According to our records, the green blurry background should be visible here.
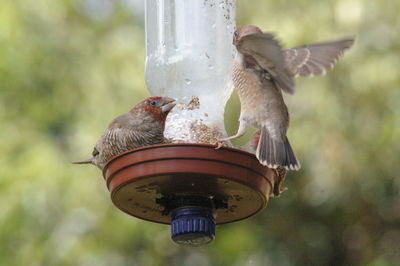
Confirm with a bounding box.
[1,0,399,265]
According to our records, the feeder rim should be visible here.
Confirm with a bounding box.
[102,143,257,176]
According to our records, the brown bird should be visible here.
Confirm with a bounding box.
[240,130,288,197]
[217,25,354,170]
[73,96,175,169]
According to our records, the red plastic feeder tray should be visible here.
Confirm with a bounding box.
[103,143,276,245]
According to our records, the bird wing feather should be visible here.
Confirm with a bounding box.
[237,33,296,94]
[283,39,354,78]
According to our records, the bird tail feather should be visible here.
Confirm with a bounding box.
[256,127,300,170]
[72,158,93,165]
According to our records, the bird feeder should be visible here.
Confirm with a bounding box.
[145,0,236,143]
[103,0,277,246]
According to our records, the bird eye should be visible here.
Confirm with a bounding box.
[92,148,99,157]
[149,100,157,106]
[234,31,238,38]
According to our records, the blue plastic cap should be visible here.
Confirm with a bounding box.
[171,207,215,246]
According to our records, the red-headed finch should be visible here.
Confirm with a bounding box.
[218,25,354,170]
[73,96,175,169]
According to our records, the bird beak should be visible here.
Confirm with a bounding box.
[72,158,93,165]
[161,97,176,113]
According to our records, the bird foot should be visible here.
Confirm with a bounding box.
[214,140,227,150]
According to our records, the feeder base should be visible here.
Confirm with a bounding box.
[171,207,215,246]
[103,144,275,224]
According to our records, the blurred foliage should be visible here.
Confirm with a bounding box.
[1,0,399,265]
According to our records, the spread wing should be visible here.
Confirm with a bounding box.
[237,33,295,94]
[284,39,354,78]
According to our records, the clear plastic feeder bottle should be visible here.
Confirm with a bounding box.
[145,0,236,143]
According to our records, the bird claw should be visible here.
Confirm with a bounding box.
[215,140,226,150]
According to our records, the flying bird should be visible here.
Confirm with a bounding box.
[217,25,354,170]
[73,96,175,169]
